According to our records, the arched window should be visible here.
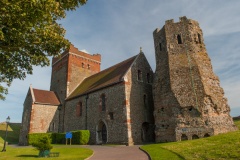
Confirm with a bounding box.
[138,70,142,81]
[52,123,55,131]
[82,63,84,68]
[87,64,90,69]
[76,102,82,116]
[198,33,201,44]
[101,94,106,111]
[177,34,182,44]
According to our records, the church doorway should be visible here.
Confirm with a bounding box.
[141,122,149,142]
[96,121,108,144]
[141,122,155,143]
[102,124,107,143]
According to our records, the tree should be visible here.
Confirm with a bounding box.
[0,0,87,100]
[32,136,53,157]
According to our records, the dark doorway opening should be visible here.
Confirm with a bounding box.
[141,122,155,143]
[102,124,107,143]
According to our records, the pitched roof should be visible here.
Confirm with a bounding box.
[67,54,138,100]
[32,88,60,105]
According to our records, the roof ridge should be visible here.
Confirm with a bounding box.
[66,54,138,100]
[87,54,138,78]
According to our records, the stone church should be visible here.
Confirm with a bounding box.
[19,17,237,145]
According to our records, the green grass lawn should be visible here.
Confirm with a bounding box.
[1,120,240,159]
[0,123,93,159]
[141,119,240,160]
[0,145,93,160]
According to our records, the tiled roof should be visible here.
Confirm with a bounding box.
[32,88,60,105]
[67,54,138,100]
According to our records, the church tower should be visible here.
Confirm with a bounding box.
[153,16,237,142]
[50,45,101,132]
[50,44,101,103]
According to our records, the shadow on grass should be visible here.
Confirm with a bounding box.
[0,123,21,144]
[16,155,38,158]
[161,147,185,160]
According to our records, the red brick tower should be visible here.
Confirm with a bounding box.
[50,45,101,132]
[50,44,101,103]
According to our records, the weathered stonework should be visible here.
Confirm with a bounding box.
[50,45,101,132]
[19,87,60,145]
[63,53,154,145]
[153,16,237,142]
[21,16,236,146]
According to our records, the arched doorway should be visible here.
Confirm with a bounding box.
[181,134,188,141]
[141,122,149,142]
[141,122,155,143]
[96,121,108,144]
[192,134,199,140]
[204,133,210,138]
[102,124,107,143]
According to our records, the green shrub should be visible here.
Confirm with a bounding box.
[55,133,65,144]
[28,133,52,145]
[28,130,90,145]
[32,136,53,151]
[71,130,90,145]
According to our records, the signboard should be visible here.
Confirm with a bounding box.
[65,132,72,139]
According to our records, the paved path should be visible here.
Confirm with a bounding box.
[83,145,150,160]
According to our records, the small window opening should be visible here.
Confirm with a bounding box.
[109,112,114,120]
[159,43,162,51]
[143,95,147,107]
[138,70,142,81]
[198,33,201,44]
[52,123,55,131]
[76,102,82,117]
[101,94,106,111]
[189,107,193,111]
[82,63,84,68]
[147,73,150,83]
[177,34,182,44]
[87,64,90,69]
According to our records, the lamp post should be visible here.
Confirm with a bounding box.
[1,116,10,152]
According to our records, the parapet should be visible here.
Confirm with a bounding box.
[164,16,199,26]
[69,44,101,62]
[52,44,101,66]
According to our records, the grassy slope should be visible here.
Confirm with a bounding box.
[0,123,21,146]
[141,119,240,160]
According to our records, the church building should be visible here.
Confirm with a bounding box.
[19,17,237,145]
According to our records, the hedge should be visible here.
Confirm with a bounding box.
[28,130,90,145]
[71,130,90,145]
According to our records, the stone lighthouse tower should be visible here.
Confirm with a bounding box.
[153,16,237,142]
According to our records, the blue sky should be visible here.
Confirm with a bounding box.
[1,0,240,123]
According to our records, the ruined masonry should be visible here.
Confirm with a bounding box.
[153,16,237,142]
[19,16,237,145]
